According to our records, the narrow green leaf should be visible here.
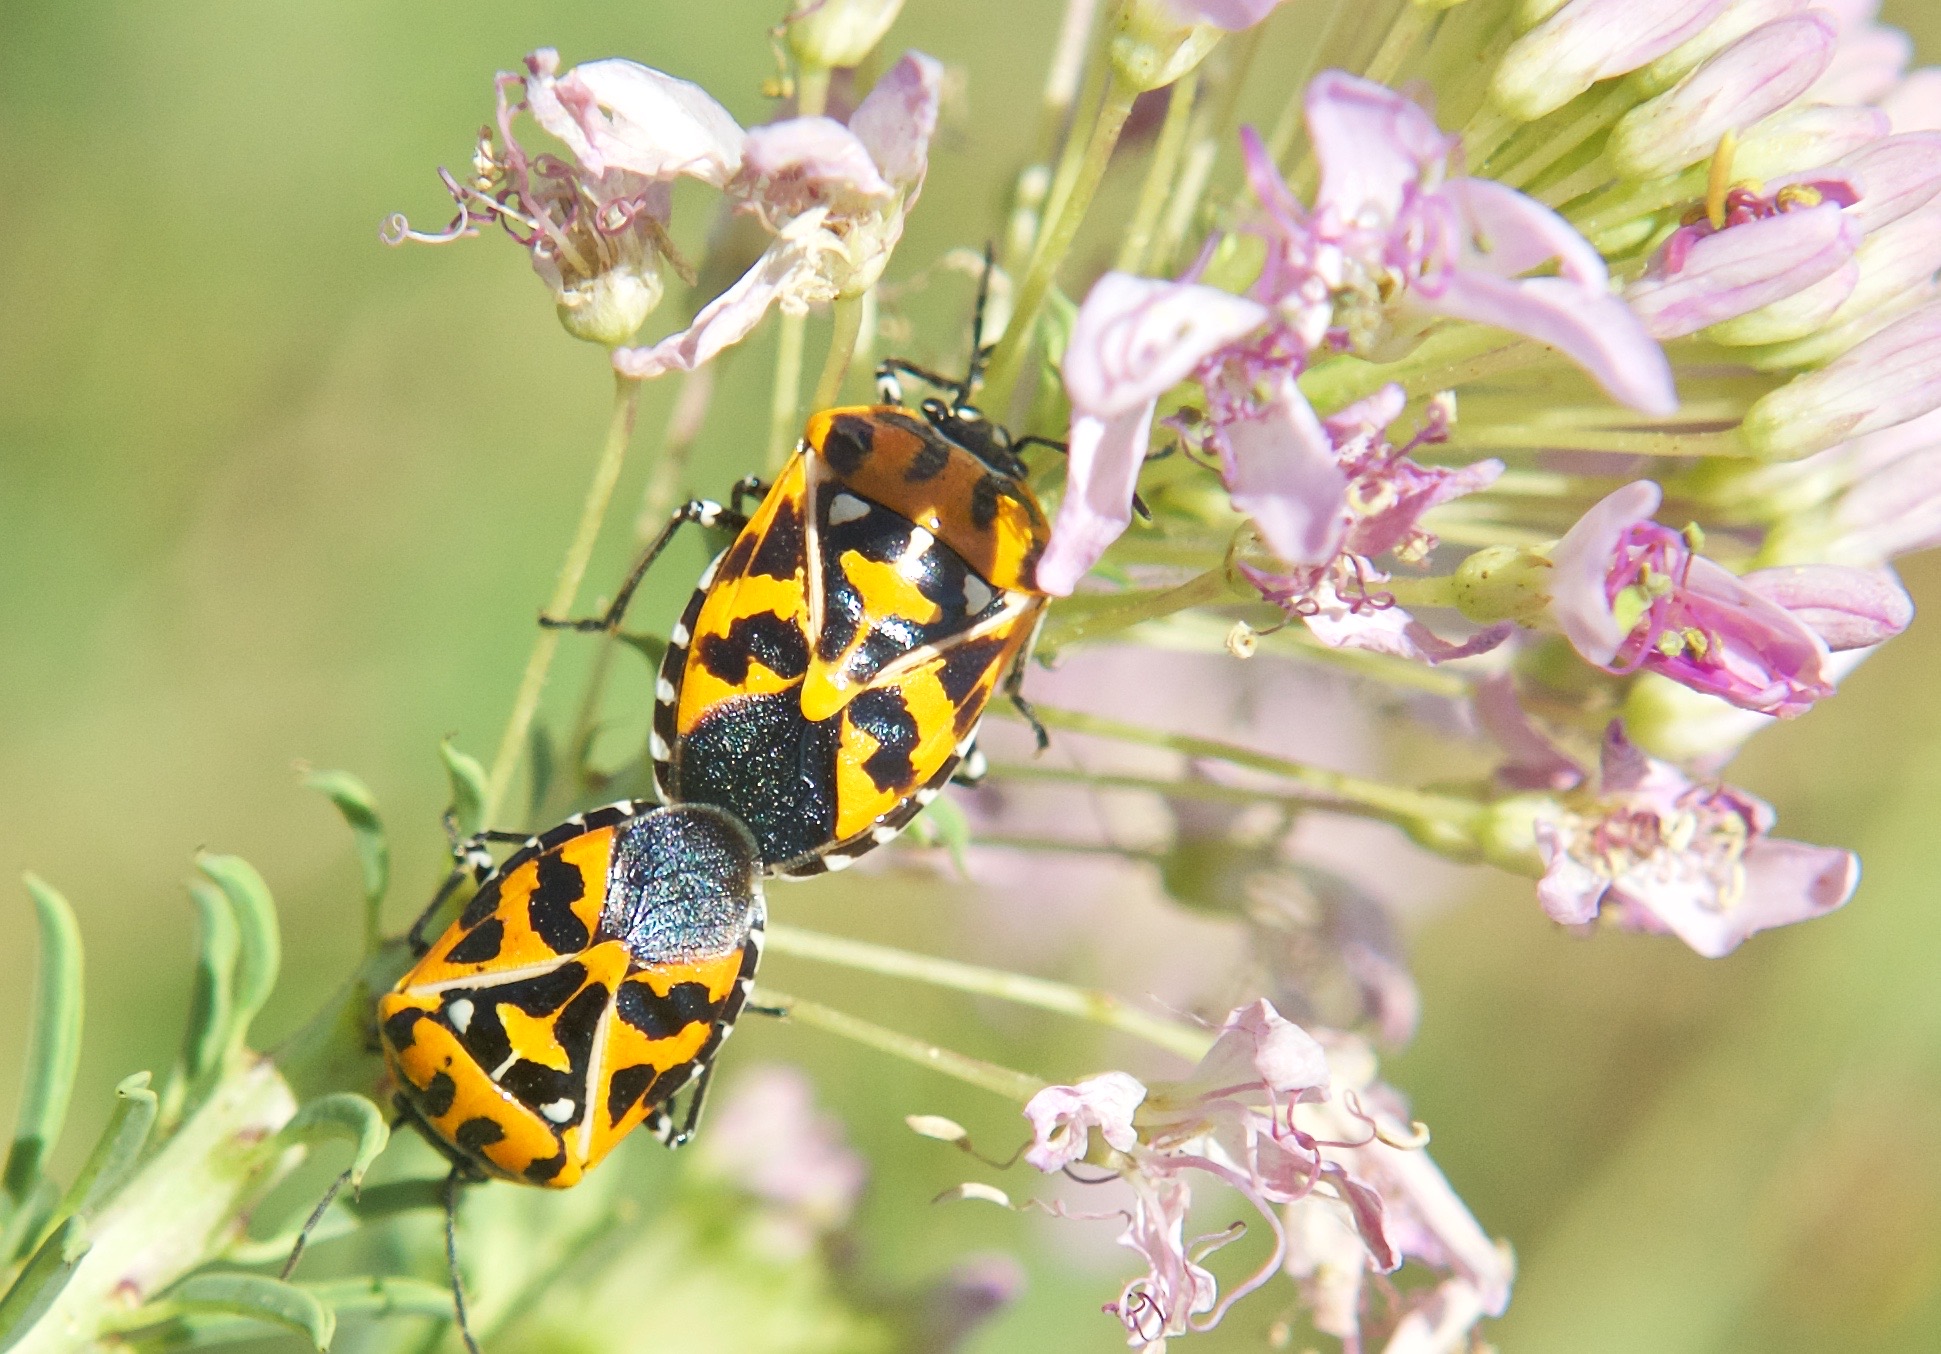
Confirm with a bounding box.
[303,771,389,953]
[59,1071,158,1223]
[3,876,84,1220]
[614,630,669,671]
[165,882,240,1120]
[0,1216,90,1353]
[526,723,557,824]
[166,1274,334,1351]
[277,1095,389,1190]
[440,739,488,840]
[193,856,280,1051]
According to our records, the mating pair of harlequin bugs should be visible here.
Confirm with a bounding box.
[366,308,1056,1346]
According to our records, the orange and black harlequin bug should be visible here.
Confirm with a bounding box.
[381,801,764,1187]
[548,282,1060,876]
[365,801,764,1351]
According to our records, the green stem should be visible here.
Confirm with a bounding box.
[1381,574,1461,607]
[554,371,712,815]
[484,373,643,826]
[795,64,831,119]
[1003,702,1489,842]
[1299,328,1527,412]
[767,309,809,472]
[812,292,867,410]
[983,71,1140,413]
[764,924,1213,1062]
[1115,69,1200,275]
[1038,565,1240,654]
[754,986,1047,1103]
[1492,87,1628,191]
[1361,0,1433,87]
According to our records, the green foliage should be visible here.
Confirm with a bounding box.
[162,1274,335,1351]
[193,855,282,1058]
[0,1219,88,1354]
[441,739,491,840]
[2,878,84,1237]
[305,771,391,954]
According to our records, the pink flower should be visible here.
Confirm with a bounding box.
[612,51,942,379]
[1545,481,1873,716]
[1493,0,1733,121]
[1038,72,1672,597]
[1742,300,1941,457]
[1039,274,1274,596]
[1534,723,1858,957]
[1161,0,1289,29]
[1016,1003,1504,1349]
[1267,76,1674,415]
[383,48,746,346]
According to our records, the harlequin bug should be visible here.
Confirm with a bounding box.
[547,279,1057,877]
[379,800,765,1188]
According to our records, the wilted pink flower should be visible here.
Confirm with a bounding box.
[612,51,942,379]
[1023,1071,1146,1173]
[1017,1002,1501,1348]
[1543,480,1892,716]
[1534,723,1858,957]
[384,48,746,345]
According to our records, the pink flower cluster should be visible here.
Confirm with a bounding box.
[1020,1001,1509,1351]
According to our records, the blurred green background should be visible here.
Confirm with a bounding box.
[4,2,1940,1350]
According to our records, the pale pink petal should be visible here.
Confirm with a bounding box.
[1304,598,1513,664]
[1023,1072,1147,1173]
[1216,378,1349,566]
[1474,674,1584,793]
[1626,203,1862,339]
[1825,132,1941,233]
[1809,21,1912,105]
[846,51,944,189]
[1741,563,1914,649]
[1383,1280,1495,1354]
[1547,481,1664,666]
[612,234,818,379]
[1493,0,1733,121]
[1062,273,1269,420]
[1426,274,1676,414]
[1743,301,1941,456]
[526,49,745,187]
[1189,1000,1330,1100]
[1037,407,1154,596]
[1534,819,1610,927]
[1647,837,1857,957]
[1306,71,1452,226]
[1440,177,1607,286]
[740,117,893,203]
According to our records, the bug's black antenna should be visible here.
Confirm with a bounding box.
[278,1167,354,1280]
[961,242,997,405]
[444,1168,483,1354]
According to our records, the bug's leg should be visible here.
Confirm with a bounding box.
[876,357,963,402]
[663,1062,719,1149]
[539,498,747,634]
[1004,659,1050,754]
[1014,434,1152,519]
[278,1166,356,1280]
[443,1168,483,1354]
[744,999,790,1019]
[406,845,490,956]
[729,475,771,517]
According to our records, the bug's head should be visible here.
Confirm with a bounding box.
[919,396,1030,480]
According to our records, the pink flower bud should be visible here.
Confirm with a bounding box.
[1743,303,1941,457]
[1608,15,1838,181]
[1741,564,1914,650]
[1493,0,1732,122]
[1636,0,1816,96]
[1823,132,1941,233]
[1735,105,1891,181]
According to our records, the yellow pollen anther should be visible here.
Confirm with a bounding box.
[1773,183,1823,211]
[1682,522,1705,552]
[1705,130,1739,230]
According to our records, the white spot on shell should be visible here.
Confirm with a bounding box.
[823,853,856,871]
[540,1098,576,1124]
[829,492,870,525]
[915,786,939,805]
[670,621,690,646]
[656,675,676,702]
[447,998,474,1033]
[962,574,995,615]
[649,730,671,761]
[872,826,899,844]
